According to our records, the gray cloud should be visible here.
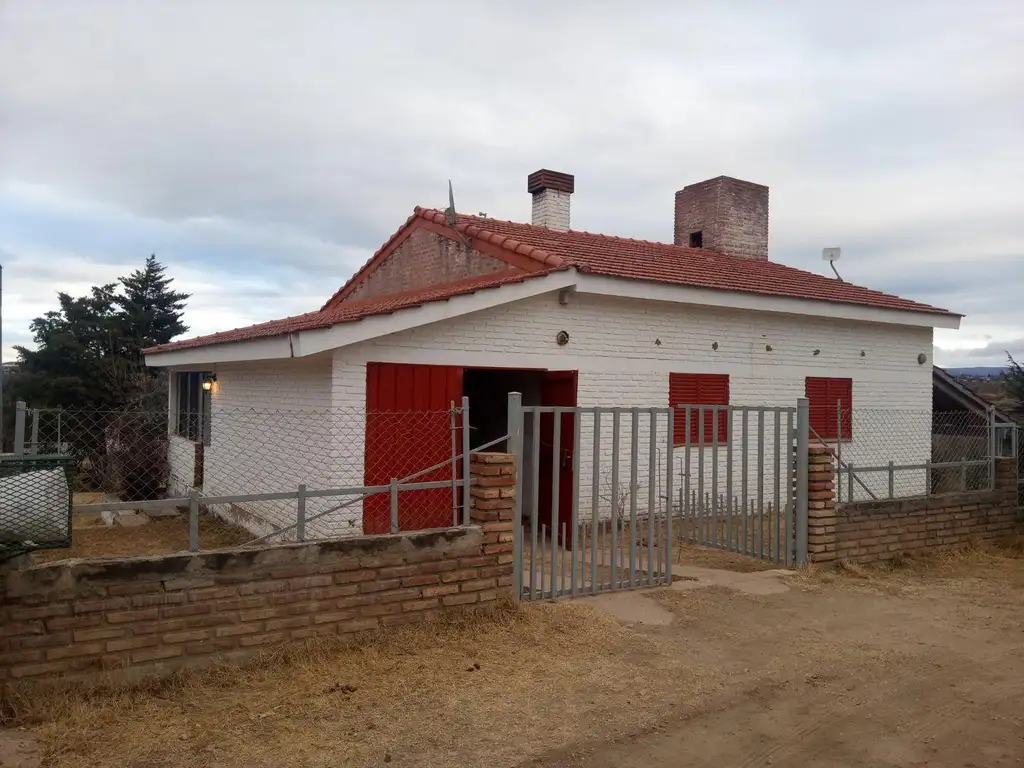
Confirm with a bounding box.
[951,339,1024,363]
[0,0,1021,365]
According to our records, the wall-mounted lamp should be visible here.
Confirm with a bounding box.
[201,373,217,392]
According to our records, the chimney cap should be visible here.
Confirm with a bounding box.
[676,175,768,194]
[528,169,574,195]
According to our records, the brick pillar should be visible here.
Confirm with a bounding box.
[807,446,838,564]
[469,453,516,595]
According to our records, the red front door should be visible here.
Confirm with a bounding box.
[538,370,578,548]
[363,362,463,534]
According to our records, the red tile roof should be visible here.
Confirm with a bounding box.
[144,269,553,354]
[320,209,563,309]
[413,208,954,316]
[146,205,955,355]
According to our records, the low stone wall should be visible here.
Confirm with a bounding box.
[0,453,516,686]
[807,448,1018,565]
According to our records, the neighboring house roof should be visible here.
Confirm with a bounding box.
[933,366,1015,424]
[144,269,552,354]
[145,206,957,356]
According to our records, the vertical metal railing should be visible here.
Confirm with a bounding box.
[511,404,677,601]
[668,404,799,564]
[794,398,810,565]
[461,396,471,526]
[507,392,524,601]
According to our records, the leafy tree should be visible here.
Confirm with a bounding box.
[11,255,189,409]
[115,254,189,361]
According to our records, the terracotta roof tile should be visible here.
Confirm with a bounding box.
[146,205,955,356]
[144,269,554,354]
[427,210,954,317]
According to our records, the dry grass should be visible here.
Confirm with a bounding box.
[793,534,1024,594]
[32,513,251,563]
[672,541,782,572]
[1,599,713,768]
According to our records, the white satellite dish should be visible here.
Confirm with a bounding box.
[821,247,844,281]
[821,247,841,262]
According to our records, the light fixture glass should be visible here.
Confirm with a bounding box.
[201,373,217,392]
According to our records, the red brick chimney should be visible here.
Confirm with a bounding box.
[674,176,769,260]
[528,169,574,231]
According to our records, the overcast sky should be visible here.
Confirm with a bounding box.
[1,1,1021,367]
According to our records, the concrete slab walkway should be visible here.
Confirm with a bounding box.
[579,563,794,626]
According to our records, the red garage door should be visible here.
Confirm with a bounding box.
[363,362,464,534]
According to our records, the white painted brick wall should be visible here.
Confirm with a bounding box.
[531,190,571,231]
[200,355,355,537]
[167,434,197,497]
[332,292,933,531]
[189,291,933,538]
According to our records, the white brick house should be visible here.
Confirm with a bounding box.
[144,171,960,538]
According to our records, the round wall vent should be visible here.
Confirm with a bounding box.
[556,330,570,346]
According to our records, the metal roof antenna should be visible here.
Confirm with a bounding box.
[822,247,844,282]
[445,180,473,248]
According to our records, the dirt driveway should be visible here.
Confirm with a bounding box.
[5,544,1024,767]
[529,550,1024,767]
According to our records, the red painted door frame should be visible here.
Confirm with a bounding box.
[537,370,578,549]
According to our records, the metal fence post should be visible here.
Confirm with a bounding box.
[506,391,523,600]
[987,405,996,491]
[450,401,458,526]
[29,408,39,455]
[390,477,399,534]
[835,401,843,503]
[188,489,200,552]
[665,406,674,583]
[794,398,809,565]
[887,461,894,499]
[462,395,471,526]
[296,484,306,542]
[13,401,25,457]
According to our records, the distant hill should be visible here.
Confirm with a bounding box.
[943,366,1007,378]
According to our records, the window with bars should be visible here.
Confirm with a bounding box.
[805,376,852,440]
[669,372,730,445]
[175,372,212,445]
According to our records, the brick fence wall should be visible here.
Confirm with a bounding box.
[807,447,1019,565]
[0,453,516,686]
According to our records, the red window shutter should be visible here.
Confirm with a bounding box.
[805,377,852,440]
[670,373,698,443]
[700,374,730,443]
[805,377,830,438]
[670,373,729,445]
[832,378,853,440]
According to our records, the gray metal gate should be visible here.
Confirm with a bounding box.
[506,394,810,601]
[674,404,801,564]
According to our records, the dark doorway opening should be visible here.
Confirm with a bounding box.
[463,367,579,548]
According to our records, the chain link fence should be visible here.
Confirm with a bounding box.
[807,406,1006,502]
[15,401,471,545]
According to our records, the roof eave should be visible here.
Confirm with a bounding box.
[145,268,579,367]
[574,273,962,329]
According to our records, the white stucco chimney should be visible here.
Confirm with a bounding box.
[528,169,574,231]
